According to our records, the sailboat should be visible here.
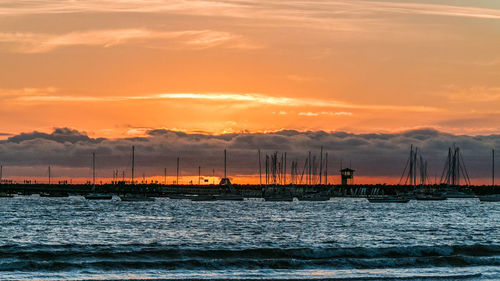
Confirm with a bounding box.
[85,152,112,200]
[367,189,410,203]
[216,180,244,201]
[367,195,410,203]
[40,191,69,197]
[120,193,155,202]
[415,189,447,201]
[262,185,294,202]
[214,150,244,201]
[190,194,217,201]
[443,188,475,198]
[40,166,69,197]
[119,146,155,202]
[297,188,330,201]
[0,191,13,198]
[478,194,500,202]
[0,166,12,197]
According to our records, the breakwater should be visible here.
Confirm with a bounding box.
[0,183,497,197]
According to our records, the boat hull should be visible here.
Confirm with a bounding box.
[263,197,294,202]
[215,194,244,201]
[415,197,447,201]
[479,195,500,202]
[367,197,410,203]
[120,196,155,202]
[190,195,216,201]
[298,194,330,201]
[168,194,192,200]
[40,193,69,198]
[85,194,112,200]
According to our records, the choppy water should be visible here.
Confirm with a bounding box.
[0,196,498,280]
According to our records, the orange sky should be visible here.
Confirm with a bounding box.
[0,0,500,139]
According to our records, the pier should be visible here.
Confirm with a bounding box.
[0,182,498,199]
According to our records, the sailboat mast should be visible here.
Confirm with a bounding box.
[131,146,135,185]
[258,149,262,185]
[493,149,495,186]
[92,152,96,189]
[284,152,287,185]
[319,147,323,185]
[224,149,227,178]
[176,157,179,185]
[48,166,51,185]
[325,152,328,185]
[308,151,311,185]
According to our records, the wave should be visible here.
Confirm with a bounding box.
[0,244,498,271]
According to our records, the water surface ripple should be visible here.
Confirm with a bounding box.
[0,196,498,280]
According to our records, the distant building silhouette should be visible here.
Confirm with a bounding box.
[340,168,355,185]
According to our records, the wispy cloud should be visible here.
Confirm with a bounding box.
[1,1,499,20]
[442,86,500,103]
[0,87,58,98]
[299,112,352,117]
[0,1,240,16]
[0,29,258,53]
[364,1,500,19]
[4,88,438,113]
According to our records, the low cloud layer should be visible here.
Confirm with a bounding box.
[0,128,499,184]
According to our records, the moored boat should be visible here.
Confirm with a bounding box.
[215,193,244,201]
[478,194,500,202]
[367,195,410,203]
[298,190,330,201]
[190,194,217,201]
[262,186,294,202]
[168,194,192,200]
[415,192,447,201]
[119,193,155,202]
[264,196,294,202]
[85,193,113,200]
[443,189,475,198]
[40,191,69,198]
[0,192,13,198]
[216,175,244,201]
[85,152,112,200]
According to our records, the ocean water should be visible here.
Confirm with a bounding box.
[0,196,498,280]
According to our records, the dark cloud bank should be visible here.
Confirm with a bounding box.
[0,128,499,182]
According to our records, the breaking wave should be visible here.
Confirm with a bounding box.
[0,244,498,272]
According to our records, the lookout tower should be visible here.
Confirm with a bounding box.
[340,168,355,185]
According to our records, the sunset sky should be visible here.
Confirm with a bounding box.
[0,1,499,183]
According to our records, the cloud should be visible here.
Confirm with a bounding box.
[1,1,499,20]
[0,87,58,98]
[0,1,497,46]
[443,86,500,103]
[6,128,103,144]
[299,112,353,117]
[364,1,500,19]
[5,89,438,113]
[0,29,257,53]
[0,127,499,183]
[0,1,240,16]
